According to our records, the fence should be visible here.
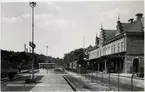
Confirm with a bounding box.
[69,69,143,91]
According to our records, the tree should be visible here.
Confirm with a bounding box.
[63,48,85,69]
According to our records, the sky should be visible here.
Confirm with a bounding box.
[1,1,144,58]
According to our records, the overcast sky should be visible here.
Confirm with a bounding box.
[1,1,144,58]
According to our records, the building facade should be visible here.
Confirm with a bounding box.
[86,13,144,74]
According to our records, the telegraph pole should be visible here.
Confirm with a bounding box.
[46,46,48,73]
[29,2,36,80]
[46,46,48,56]
[83,36,85,59]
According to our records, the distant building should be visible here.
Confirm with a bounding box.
[84,45,93,59]
[86,13,144,74]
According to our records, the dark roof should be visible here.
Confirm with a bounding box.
[87,45,98,52]
[103,29,116,40]
[118,17,144,33]
[104,17,144,40]
[125,18,144,32]
[85,45,93,52]
[121,23,132,31]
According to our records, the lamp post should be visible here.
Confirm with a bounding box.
[29,2,36,80]
[79,64,81,76]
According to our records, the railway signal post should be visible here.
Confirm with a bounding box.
[25,2,36,83]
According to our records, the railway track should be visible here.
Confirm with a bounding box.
[63,75,79,91]
[62,74,96,91]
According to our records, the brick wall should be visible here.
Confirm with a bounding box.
[126,35,144,55]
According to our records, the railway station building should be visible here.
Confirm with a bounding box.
[85,13,144,74]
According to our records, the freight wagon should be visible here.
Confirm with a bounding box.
[1,61,19,79]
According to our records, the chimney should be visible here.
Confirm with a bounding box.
[128,18,134,23]
[136,13,143,20]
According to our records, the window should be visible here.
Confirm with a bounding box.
[103,48,105,56]
[97,50,99,57]
[104,47,107,55]
[100,49,101,56]
[98,50,100,57]
[95,51,97,57]
[111,46,113,54]
[121,42,124,52]
[108,47,110,54]
[114,44,116,53]
[102,49,103,56]
[103,48,105,55]
[118,43,120,52]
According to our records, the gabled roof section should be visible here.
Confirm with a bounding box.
[85,45,93,52]
[103,29,116,40]
[101,17,144,42]
[122,23,132,31]
[88,45,98,52]
[126,17,144,32]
